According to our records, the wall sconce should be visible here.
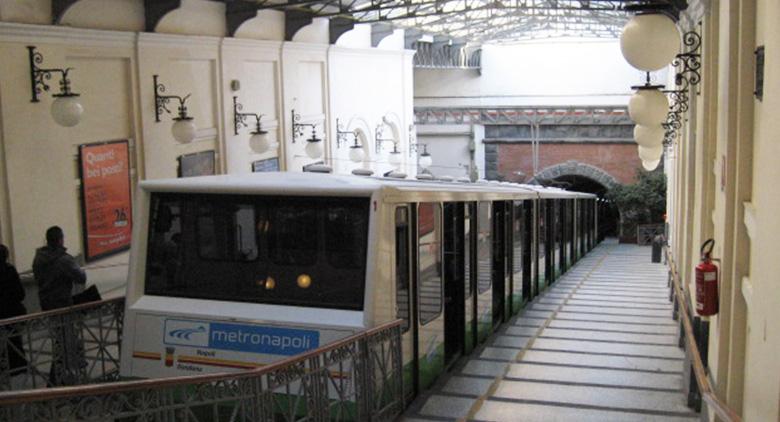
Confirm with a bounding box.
[154,75,196,144]
[28,46,82,127]
[662,29,702,147]
[336,118,364,163]
[291,109,323,159]
[410,143,433,169]
[233,96,276,154]
[375,123,401,166]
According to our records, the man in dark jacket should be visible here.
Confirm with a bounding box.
[32,226,87,386]
[33,226,86,311]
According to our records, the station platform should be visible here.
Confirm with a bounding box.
[402,240,698,421]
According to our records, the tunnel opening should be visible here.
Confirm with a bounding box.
[549,174,620,240]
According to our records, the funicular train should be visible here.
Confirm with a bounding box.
[119,171,597,402]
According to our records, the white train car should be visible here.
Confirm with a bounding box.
[119,172,597,400]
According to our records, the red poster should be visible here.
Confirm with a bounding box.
[79,141,132,261]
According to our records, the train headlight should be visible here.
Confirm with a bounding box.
[264,276,276,290]
[297,274,312,289]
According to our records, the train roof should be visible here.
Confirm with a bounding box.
[139,172,596,199]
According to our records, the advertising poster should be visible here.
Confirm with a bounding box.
[251,157,279,173]
[178,150,216,178]
[78,140,132,261]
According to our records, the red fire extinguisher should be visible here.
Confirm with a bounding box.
[695,239,718,316]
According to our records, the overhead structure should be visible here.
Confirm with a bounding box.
[223,0,690,45]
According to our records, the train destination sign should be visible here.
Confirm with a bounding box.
[78,140,132,261]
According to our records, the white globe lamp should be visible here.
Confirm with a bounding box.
[51,95,83,127]
[628,88,669,126]
[419,152,433,169]
[620,13,681,71]
[171,117,197,144]
[642,159,661,171]
[633,124,665,148]
[249,131,273,154]
[305,140,323,159]
[638,144,664,162]
[388,149,402,166]
[349,144,365,163]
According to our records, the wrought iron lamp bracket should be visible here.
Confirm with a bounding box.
[28,46,79,103]
[291,109,318,143]
[661,29,702,147]
[375,124,396,152]
[408,142,429,157]
[154,75,192,122]
[335,118,359,148]
[233,96,266,135]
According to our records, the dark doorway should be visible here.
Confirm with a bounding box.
[551,174,619,239]
[491,201,506,327]
[443,203,465,367]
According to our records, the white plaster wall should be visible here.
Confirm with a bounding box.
[234,10,285,41]
[292,17,329,44]
[335,24,371,48]
[221,39,284,173]
[0,25,139,269]
[60,0,144,32]
[155,0,226,37]
[377,29,405,51]
[137,33,223,180]
[415,39,669,107]
[328,47,415,176]
[0,0,50,25]
[282,42,329,171]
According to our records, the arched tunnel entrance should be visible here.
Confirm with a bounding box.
[531,161,621,240]
[549,175,620,239]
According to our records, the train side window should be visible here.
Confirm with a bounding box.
[395,207,410,332]
[147,196,183,289]
[268,206,317,266]
[197,202,258,261]
[418,203,443,325]
[477,201,492,294]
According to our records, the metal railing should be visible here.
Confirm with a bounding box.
[0,297,125,391]
[0,319,404,421]
[666,248,741,422]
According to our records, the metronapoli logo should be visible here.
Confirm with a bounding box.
[164,319,210,347]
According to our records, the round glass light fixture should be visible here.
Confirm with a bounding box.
[633,124,665,148]
[388,149,402,166]
[305,140,323,159]
[628,88,669,126]
[51,95,83,127]
[418,152,433,169]
[620,13,681,71]
[349,144,365,163]
[638,144,664,162]
[171,117,197,144]
[642,158,661,171]
[249,131,275,154]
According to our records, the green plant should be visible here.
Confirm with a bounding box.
[606,169,666,237]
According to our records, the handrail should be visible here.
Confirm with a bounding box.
[666,248,742,422]
[0,297,125,327]
[0,318,403,406]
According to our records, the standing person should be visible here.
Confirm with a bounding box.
[0,244,28,377]
[32,226,87,386]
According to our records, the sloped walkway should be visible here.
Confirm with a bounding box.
[403,240,698,421]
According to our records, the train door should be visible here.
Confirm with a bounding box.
[443,203,465,367]
[511,201,525,313]
[394,206,415,402]
[476,201,493,343]
[464,203,477,354]
[415,202,445,391]
[523,200,534,302]
[491,201,507,327]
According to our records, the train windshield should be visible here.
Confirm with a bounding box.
[144,193,370,310]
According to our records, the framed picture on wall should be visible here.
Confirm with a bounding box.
[251,157,280,173]
[78,140,132,262]
[178,150,216,178]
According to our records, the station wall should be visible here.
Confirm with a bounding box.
[0,2,413,272]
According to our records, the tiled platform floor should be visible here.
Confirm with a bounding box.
[402,240,698,422]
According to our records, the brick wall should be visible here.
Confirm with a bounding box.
[491,142,642,185]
